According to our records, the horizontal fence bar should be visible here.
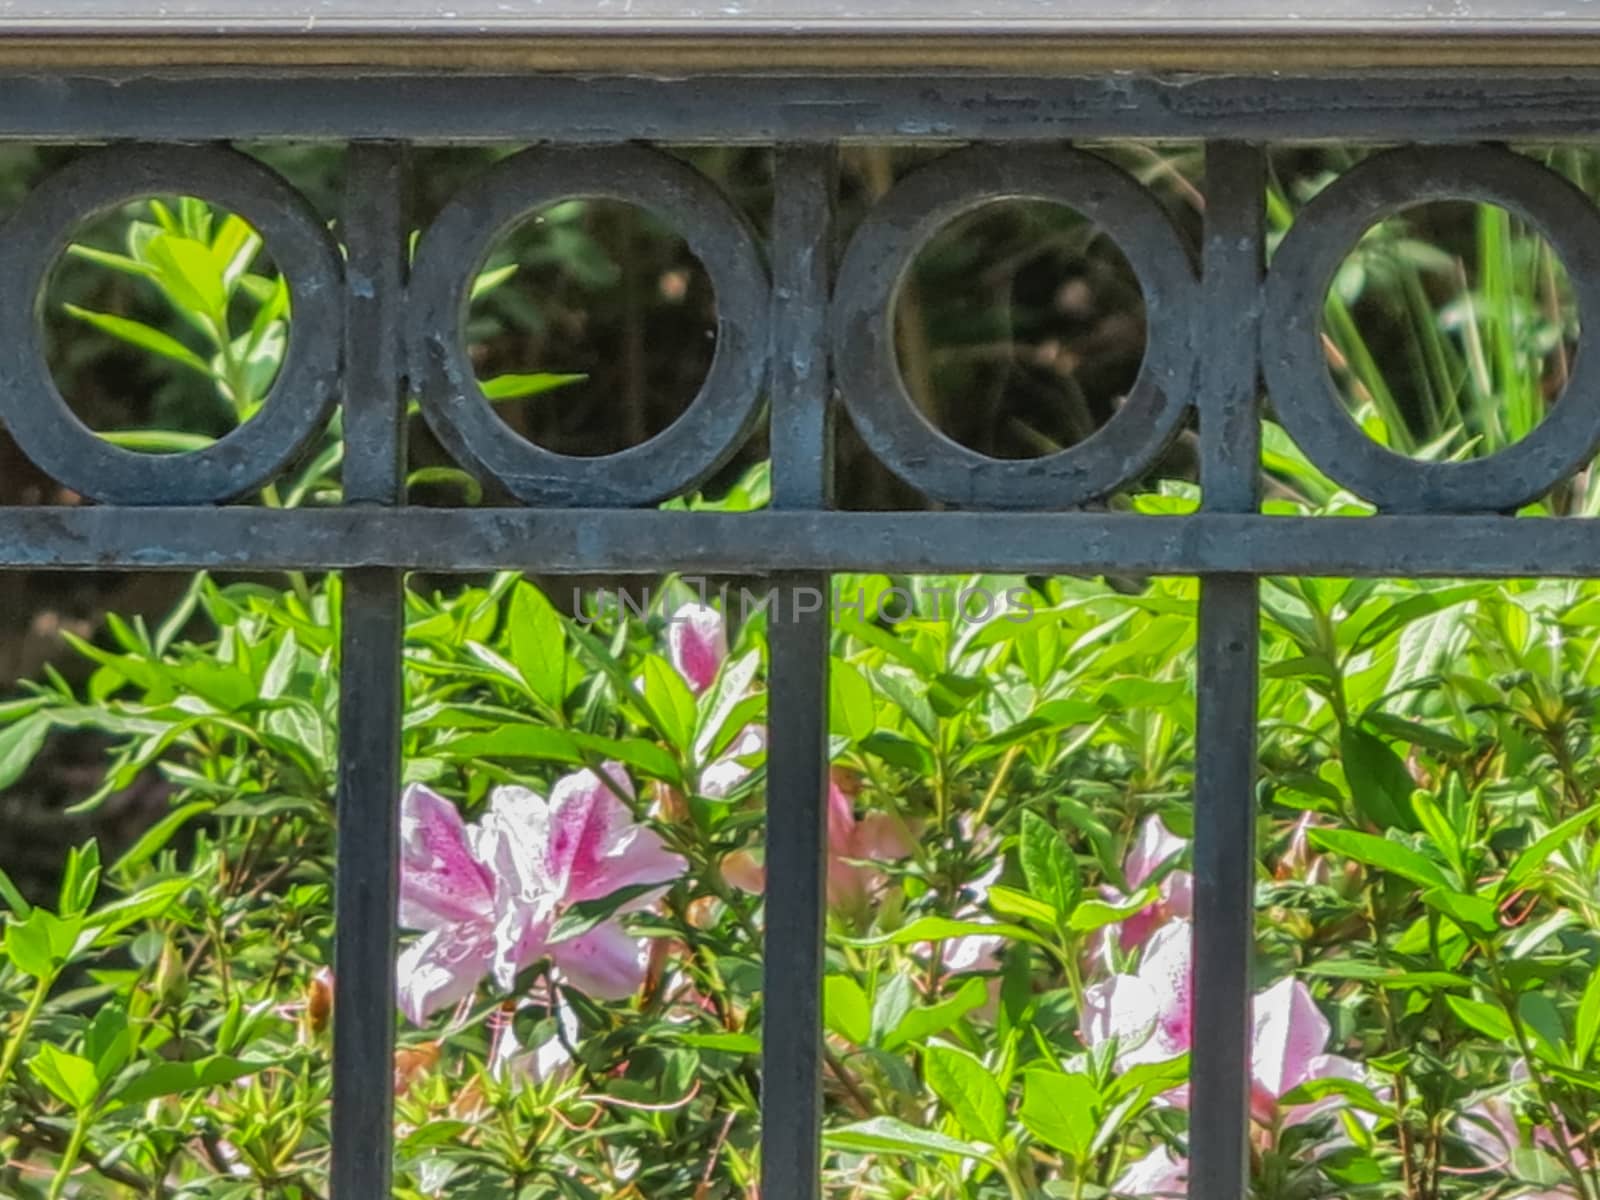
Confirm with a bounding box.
[6,507,1600,576]
[5,70,1600,142]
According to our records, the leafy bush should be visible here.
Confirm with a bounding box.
[5,157,1600,1199]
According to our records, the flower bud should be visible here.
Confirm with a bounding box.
[155,940,188,1008]
[306,967,333,1035]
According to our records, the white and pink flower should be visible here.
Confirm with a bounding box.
[1102,815,1193,958]
[1082,918,1370,1131]
[396,764,686,1023]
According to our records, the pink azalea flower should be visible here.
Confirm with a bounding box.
[662,602,767,800]
[1108,815,1194,954]
[1456,1067,1588,1198]
[1082,920,1193,1074]
[396,765,686,1024]
[1250,976,1367,1128]
[1081,919,1370,1129]
[1112,1146,1188,1198]
[667,603,727,695]
[720,774,914,913]
[827,777,915,912]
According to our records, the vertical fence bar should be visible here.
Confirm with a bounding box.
[761,143,836,1200]
[332,142,408,1200]
[1190,141,1265,1200]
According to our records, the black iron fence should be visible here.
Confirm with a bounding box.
[5,67,1600,1200]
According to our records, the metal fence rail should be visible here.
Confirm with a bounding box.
[0,72,1595,1199]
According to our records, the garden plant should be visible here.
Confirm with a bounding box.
[0,146,1598,1199]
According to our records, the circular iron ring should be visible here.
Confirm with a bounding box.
[831,144,1200,510]
[0,144,342,505]
[1262,145,1600,513]
[408,145,769,507]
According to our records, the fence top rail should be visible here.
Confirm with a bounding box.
[3,0,1600,69]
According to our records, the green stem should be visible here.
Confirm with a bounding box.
[0,974,51,1094]
[995,1153,1031,1200]
[46,1113,90,1200]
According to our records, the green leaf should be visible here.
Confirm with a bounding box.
[843,915,1047,951]
[1276,1075,1389,1117]
[1308,829,1449,890]
[829,659,877,743]
[114,802,214,876]
[99,428,218,453]
[639,654,699,750]
[5,907,82,978]
[1019,812,1079,924]
[1339,728,1421,831]
[986,884,1058,928]
[1067,888,1160,934]
[32,1044,100,1110]
[568,731,682,785]
[1501,807,1600,895]
[545,883,662,944]
[508,582,568,709]
[446,725,582,765]
[925,1043,1007,1145]
[144,232,228,319]
[1409,792,1463,874]
[405,465,483,504]
[66,242,161,282]
[1348,585,1480,656]
[1019,1070,1100,1162]
[85,1004,133,1082]
[823,975,872,1046]
[672,1030,760,1055]
[89,878,189,938]
[1302,961,1471,990]
[0,865,31,919]
[1576,968,1600,1066]
[0,712,49,790]
[112,1055,271,1108]
[1365,713,1470,756]
[883,977,989,1052]
[1423,887,1499,938]
[1446,995,1516,1042]
[62,305,213,376]
[824,1116,992,1162]
[481,372,585,401]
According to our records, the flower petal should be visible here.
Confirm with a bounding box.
[852,812,915,863]
[1082,973,1160,1054]
[721,849,766,894]
[1124,815,1185,888]
[1112,1147,1188,1198]
[477,783,553,903]
[491,899,555,993]
[551,922,651,1000]
[699,725,766,800]
[396,923,496,1024]
[1138,920,1194,1054]
[668,603,727,694]
[398,784,495,931]
[1277,1052,1369,1129]
[1251,976,1332,1102]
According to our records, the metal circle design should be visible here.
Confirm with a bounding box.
[0,144,342,505]
[831,145,1199,510]
[1263,145,1600,513]
[408,145,769,507]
